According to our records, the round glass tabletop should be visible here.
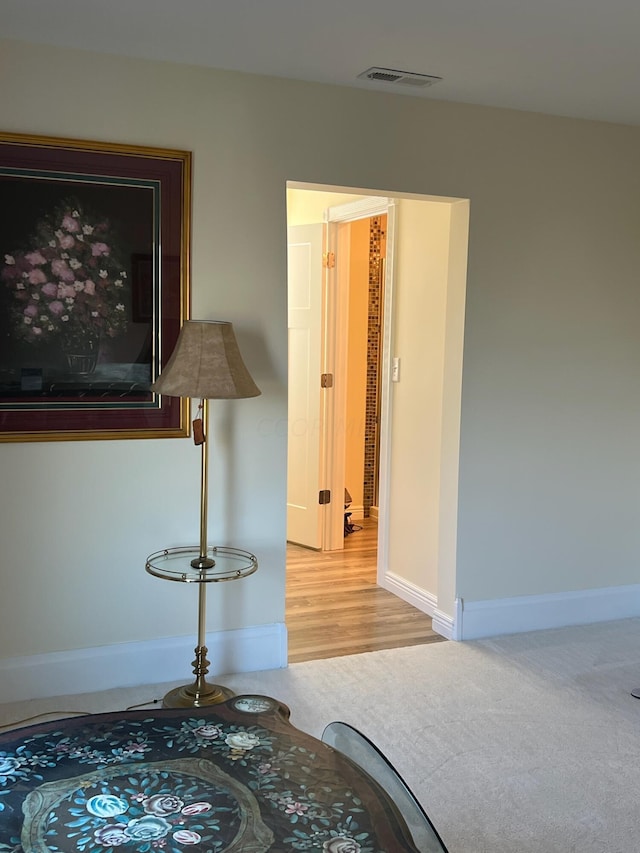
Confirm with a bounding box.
[145,546,258,583]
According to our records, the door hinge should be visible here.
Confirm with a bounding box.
[321,373,333,388]
[319,489,331,505]
[323,251,336,269]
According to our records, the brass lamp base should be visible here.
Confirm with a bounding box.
[163,681,235,708]
[162,643,235,708]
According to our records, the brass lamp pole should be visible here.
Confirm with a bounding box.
[146,321,261,708]
[196,398,212,569]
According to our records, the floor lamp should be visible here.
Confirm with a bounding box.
[146,320,261,708]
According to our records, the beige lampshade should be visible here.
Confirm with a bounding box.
[152,320,261,399]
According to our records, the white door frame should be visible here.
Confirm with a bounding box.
[323,197,396,573]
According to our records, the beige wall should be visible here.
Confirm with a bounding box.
[388,200,454,595]
[2,37,640,675]
[286,190,364,225]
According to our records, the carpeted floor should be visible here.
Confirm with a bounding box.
[3,617,640,852]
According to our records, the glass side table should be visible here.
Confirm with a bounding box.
[322,721,449,851]
[145,545,258,708]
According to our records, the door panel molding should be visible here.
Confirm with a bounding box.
[286,223,324,549]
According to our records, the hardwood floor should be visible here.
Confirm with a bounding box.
[286,518,446,663]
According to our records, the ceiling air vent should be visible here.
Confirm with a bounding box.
[357,67,442,88]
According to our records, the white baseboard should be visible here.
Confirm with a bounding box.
[369,506,379,521]
[383,573,458,640]
[382,572,437,616]
[379,576,640,643]
[346,505,365,520]
[0,623,288,705]
[432,608,456,640]
[459,584,640,640]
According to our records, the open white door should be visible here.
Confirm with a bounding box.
[287,223,325,548]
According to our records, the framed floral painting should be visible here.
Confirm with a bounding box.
[0,131,191,442]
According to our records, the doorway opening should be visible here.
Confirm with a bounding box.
[286,193,394,553]
[285,183,470,660]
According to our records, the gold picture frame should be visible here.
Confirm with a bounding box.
[0,131,191,442]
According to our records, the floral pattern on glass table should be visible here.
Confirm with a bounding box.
[21,759,271,853]
[0,705,420,853]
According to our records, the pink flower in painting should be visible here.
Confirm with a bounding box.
[1,265,19,282]
[28,268,47,285]
[24,304,38,317]
[194,725,222,740]
[91,242,110,257]
[58,233,75,250]
[25,251,46,265]
[2,197,129,346]
[284,801,309,816]
[51,259,75,282]
[180,803,212,816]
[62,214,80,232]
[172,830,201,846]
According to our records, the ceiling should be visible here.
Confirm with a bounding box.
[3,0,640,126]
